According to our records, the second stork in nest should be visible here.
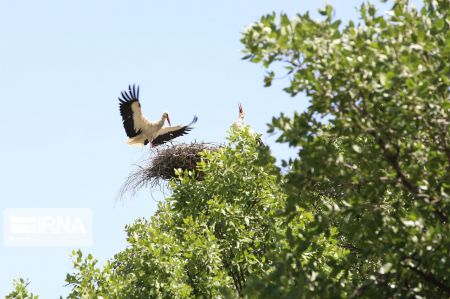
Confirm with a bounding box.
[232,103,263,145]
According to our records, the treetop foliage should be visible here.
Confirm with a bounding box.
[62,128,291,298]
[241,0,449,297]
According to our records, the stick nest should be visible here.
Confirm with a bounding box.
[121,142,219,196]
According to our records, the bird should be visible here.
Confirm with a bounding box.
[118,84,198,147]
[232,103,264,145]
[232,103,245,130]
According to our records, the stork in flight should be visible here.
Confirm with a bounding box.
[119,85,197,147]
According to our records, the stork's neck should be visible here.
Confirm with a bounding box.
[156,115,166,127]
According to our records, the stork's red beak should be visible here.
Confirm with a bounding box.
[167,115,171,126]
[238,103,243,114]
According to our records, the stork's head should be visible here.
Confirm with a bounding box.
[163,111,171,126]
[238,103,245,119]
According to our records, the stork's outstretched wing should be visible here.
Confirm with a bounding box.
[119,85,146,138]
[152,116,198,146]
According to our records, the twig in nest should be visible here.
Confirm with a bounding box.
[120,142,219,198]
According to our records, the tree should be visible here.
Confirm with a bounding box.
[7,1,449,298]
[241,0,449,297]
[63,128,289,298]
[5,279,38,299]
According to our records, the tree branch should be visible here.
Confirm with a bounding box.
[370,132,448,223]
[373,135,418,194]
[407,265,450,296]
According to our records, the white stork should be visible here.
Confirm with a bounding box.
[232,103,245,130]
[119,84,197,147]
[232,103,263,145]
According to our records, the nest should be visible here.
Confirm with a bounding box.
[120,142,219,197]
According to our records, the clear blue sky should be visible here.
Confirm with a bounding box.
[0,0,422,297]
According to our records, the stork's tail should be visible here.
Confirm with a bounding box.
[126,135,149,147]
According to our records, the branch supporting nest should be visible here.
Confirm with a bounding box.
[120,142,219,197]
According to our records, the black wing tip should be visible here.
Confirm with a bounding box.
[119,84,140,102]
[128,84,139,100]
[190,115,198,126]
